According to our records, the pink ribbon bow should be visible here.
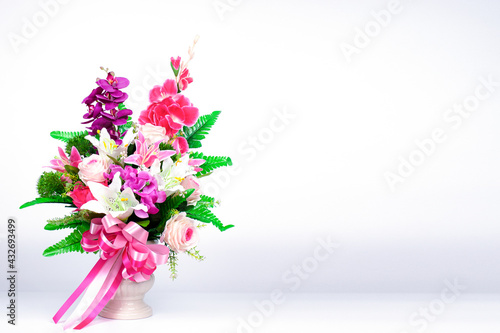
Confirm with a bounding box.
[53,214,169,330]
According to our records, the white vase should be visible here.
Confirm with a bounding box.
[99,274,155,320]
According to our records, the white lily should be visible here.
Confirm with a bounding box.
[150,156,196,197]
[80,172,147,220]
[85,128,136,161]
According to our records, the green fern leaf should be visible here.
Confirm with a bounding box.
[50,130,89,143]
[42,224,89,257]
[189,151,232,177]
[187,206,234,232]
[155,189,195,232]
[198,195,216,208]
[20,196,73,209]
[182,111,221,148]
[44,220,89,231]
[159,189,195,212]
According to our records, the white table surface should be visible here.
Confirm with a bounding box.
[2,292,500,332]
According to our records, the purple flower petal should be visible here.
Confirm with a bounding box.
[97,79,116,92]
[115,77,130,89]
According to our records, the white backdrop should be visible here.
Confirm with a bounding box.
[1,0,500,297]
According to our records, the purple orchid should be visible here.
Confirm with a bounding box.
[82,70,132,144]
[96,73,130,110]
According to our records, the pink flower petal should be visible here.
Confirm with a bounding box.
[166,116,183,130]
[189,158,205,166]
[124,155,141,166]
[159,118,177,137]
[154,104,169,118]
[70,146,82,167]
[162,79,178,97]
[168,104,185,124]
[149,86,163,103]
[58,147,70,164]
[138,110,149,125]
[173,137,189,155]
[158,150,176,161]
[182,106,199,127]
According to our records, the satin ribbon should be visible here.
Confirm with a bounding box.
[53,214,170,330]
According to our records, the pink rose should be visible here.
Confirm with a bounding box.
[138,79,199,137]
[160,212,199,253]
[139,124,169,146]
[78,154,109,185]
[181,176,201,206]
[68,182,95,210]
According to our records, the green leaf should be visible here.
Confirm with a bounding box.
[20,196,73,209]
[182,111,221,148]
[161,189,195,212]
[64,165,79,175]
[106,154,123,167]
[171,62,180,77]
[186,246,205,261]
[44,220,89,231]
[198,195,216,208]
[187,206,234,232]
[190,152,232,177]
[42,224,89,257]
[168,251,179,280]
[118,116,133,135]
[155,189,195,233]
[50,130,88,143]
[136,220,150,228]
[45,211,91,229]
[188,141,202,149]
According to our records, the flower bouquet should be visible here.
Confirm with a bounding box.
[20,38,233,329]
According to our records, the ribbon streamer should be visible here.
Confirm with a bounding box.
[53,214,170,330]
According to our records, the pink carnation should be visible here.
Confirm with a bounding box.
[138,79,199,137]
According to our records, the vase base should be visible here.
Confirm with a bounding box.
[98,275,155,320]
[99,300,152,320]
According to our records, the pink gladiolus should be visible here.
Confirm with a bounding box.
[148,79,178,104]
[178,68,193,91]
[125,132,175,168]
[171,56,181,70]
[49,147,82,173]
